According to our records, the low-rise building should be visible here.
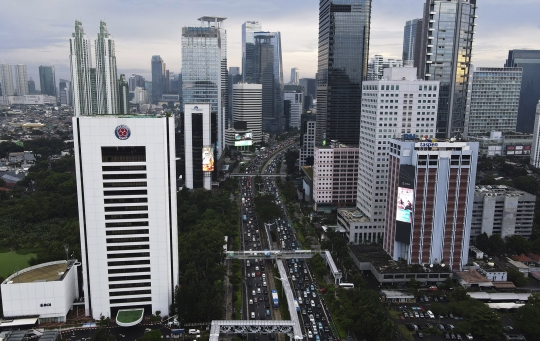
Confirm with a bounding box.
[469,131,533,157]
[337,208,385,244]
[471,185,535,240]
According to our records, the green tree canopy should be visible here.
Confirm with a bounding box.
[506,235,531,255]
[488,234,506,255]
[515,293,540,341]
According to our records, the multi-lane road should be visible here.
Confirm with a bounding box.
[237,139,337,341]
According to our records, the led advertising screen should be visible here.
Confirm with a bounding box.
[395,165,416,244]
[234,132,253,146]
[202,147,214,172]
[396,187,414,223]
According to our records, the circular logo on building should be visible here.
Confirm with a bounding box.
[115,125,131,140]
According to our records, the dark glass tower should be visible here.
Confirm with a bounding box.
[151,55,165,103]
[315,0,372,146]
[505,50,540,134]
[39,65,57,97]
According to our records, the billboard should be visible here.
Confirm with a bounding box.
[507,145,531,155]
[235,132,253,146]
[395,165,415,244]
[202,147,214,172]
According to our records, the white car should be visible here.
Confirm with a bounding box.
[465,334,473,340]
[188,329,200,335]
[251,312,255,319]
[307,331,313,339]
[311,300,315,307]
[309,314,315,323]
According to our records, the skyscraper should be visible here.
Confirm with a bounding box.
[182,16,227,158]
[417,0,477,138]
[128,74,145,92]
[228,67,242,126]
[70,20,93,116]
[151,56,165,103]
[465,67,522,136]
[505,50,540,134]
[242,21,262,83]
[118,74,129,115]
[0,64,14,96]
[315,0,372,146]
[402,19,421,65]
[59,79,72,106]
[290,68,299,85]
[95,21,119,115]
[530,101,540,168]
[232,83,262,143]
[28,77,36,94]
[13,64,28,96]
[39,65,57,97]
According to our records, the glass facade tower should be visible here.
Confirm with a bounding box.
[242,21,262,83]
[315,0,372,146]
[151,56,165,104]
[505,50,540,134]
[402,19,421,65]
[417,0,477,138]
[39,65,57,97]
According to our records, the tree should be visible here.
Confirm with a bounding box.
[450,287,469,302]
[91,327,115,341]
[443,277,454,290]
[468,307,503,339]
[515,293,540,341]
[506,235,531,255]
[138,330,162,341]
[507,268,528,287]
[254,195,281,223]
[513,176,539,195]
[475,232,489,252]
[407,278,420,291]
[488,234,506,255]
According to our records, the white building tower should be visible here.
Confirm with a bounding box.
[95,21,119,115]
[0,64,14,96]
[13,64,28,96]
[70,20,94,116]
[232,83,262,143]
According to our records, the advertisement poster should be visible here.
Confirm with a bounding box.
[396,187,414,223]
[202,147,214,172]
[235,132,253,146]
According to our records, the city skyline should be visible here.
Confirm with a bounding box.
[1,0,539,85]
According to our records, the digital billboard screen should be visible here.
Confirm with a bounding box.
[396,187,414,223]
[235,132,253,146]
[202,147,214,172]
[395,165,415,244]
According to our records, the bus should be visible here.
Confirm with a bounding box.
[272,289,279,308]
[338,282,355,289]
[294,298,300,312]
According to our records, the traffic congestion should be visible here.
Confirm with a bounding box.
[238,137,337,341]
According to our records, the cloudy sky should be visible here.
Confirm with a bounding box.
[1,0,539,88]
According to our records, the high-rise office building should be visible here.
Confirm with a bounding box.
[316,0,372,146]
[28,77,36,94]
[59,79,72,106]
[228,67,242,126]
[73,115,178,319]
[13,64,28,96]
[0,64,14,96]
[39,65,57,97]
[290,68,299,85]
[505,50,540,134]
[384,138,478,271]
[242,21,262,83]
[465,67,522,136]
[368,56,403,81]
[299,114,316,169]
[95,21,119,115]
[151,56,165,104]
[530,100,540,168]
[254,31,284,134]
[299,78,316,99]
[232,83,262,143]
[182,17,227,158]
[70,20,93,116]
[284,90,303,129]
[118,74,129,115]
[402,19,421,66]
[128,75,145,92]
[417,0,477,138]
[342,67,440,245]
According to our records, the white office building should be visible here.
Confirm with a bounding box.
[131,87,148,104]
[73,116,178,320]
[284,91,303,129]
[95,21,119,115]
[530,100,540,168]
[0,64,14,96]
[13,64,28,96]
[70,20,94,116]
[299,114,316,169]
[290,68,299,85]
[232,83,262,143]
[338,67,439,244]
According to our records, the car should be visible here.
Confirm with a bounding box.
[264,296,269,302]
[311,300,315,307]
[315,313,320,319]
[316,303,321,309]
[315,335,320,341]
[403,312,409,318]
[253,298,258,303]
[320,287,326,293]
[266,309,271,316]
[256,271,261,276]
[451,333,456,340]
[257,288,261,294]
[417,331,424,338]
[414,312,419,318]
[302,309,306,315]
[262,281,267,287]
[307,331,313,339]
[255,266,260,271]
[249,299,253,305]
[447,324,455,330]
[445,333,450,340]
[309,314,315,323]
[256,283,261,287]
[465,333,473,340]
[449,313,454,319]
[312,292,317,298]
[251,272,256,277]
[188,329,200,335]
[251,312,255,319]
[456,334,462,340]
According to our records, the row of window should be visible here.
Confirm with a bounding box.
[104,206,148,212]
[106,229,150,236]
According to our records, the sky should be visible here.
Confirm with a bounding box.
[1,0,539,88]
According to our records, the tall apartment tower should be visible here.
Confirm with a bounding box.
[242,21,262,83]
[0,64,14,96]
[232,83,262,143]
[465,67,522,136]
[299,113,316,169]
[28,78,36,94]
[384,138,478,271]
[59,79,72,106]
[95,21,119,115]
[73,115,178,320]
[118,74,129,115]
[348,67,440,245]
[530,101,540,168]
[13,64,28,96]
[290,68,299,85]
[70,20,93,116]
[402,19,421,66]
[151,56,165,104]
[505,50,540,134]
[417,0,477,138]
[316,0,372,146]
[39,66,57,97]
[182,17,227,158]
[284,90,303,129]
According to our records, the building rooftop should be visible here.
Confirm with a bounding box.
[455,268,492,285]
[338,208,371,223]
[301,166,313,180]
[475,185,533,197]
[350,245,451,274]
[2,260,71,284]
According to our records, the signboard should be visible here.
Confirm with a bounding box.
[395,165,415,244]
[507,145,531,155]
[202,147,214,172]
[235,132,253,146]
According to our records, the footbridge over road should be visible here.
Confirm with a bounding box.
[230,173,287,177]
